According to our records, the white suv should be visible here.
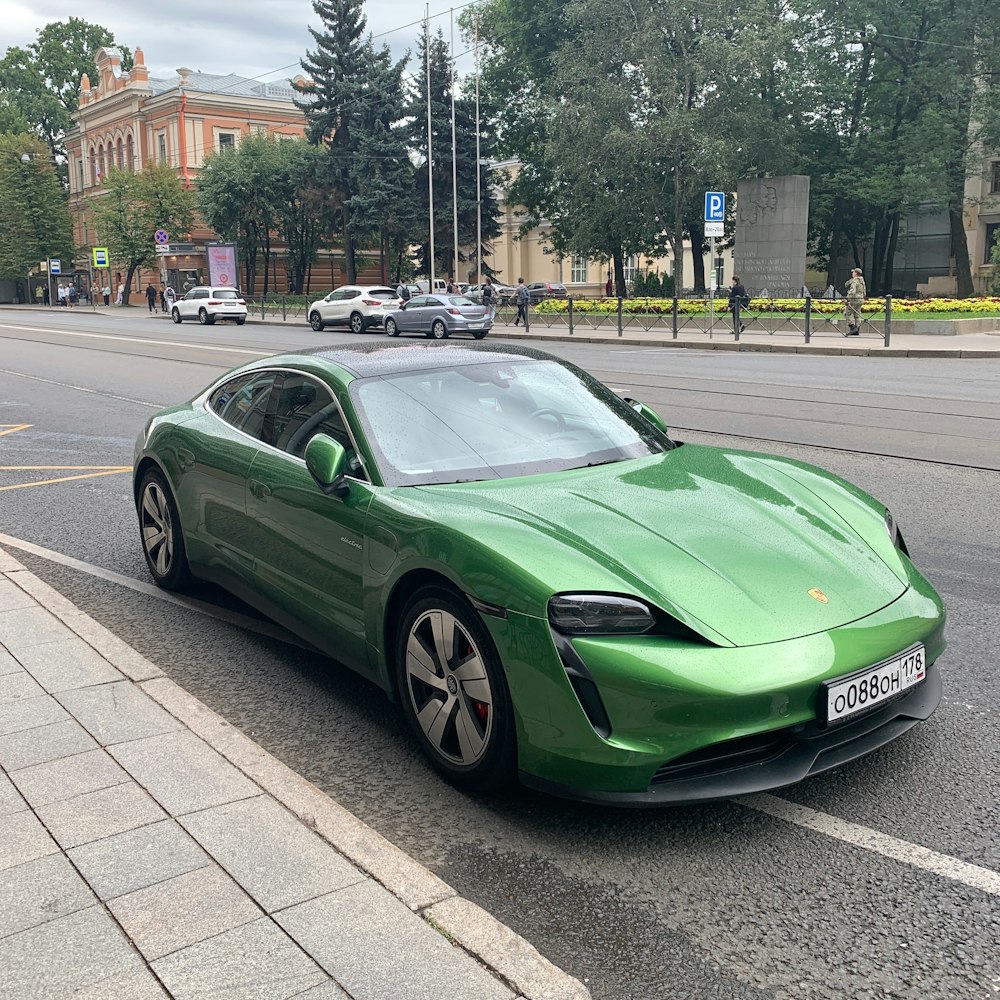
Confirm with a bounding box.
[171,287,247,325]
[308,286,401,334]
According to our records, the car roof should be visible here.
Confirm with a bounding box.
[297,342,557,378]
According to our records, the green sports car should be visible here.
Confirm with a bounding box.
[133,343,945,804]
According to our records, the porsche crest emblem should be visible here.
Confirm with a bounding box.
[807,588,829,604]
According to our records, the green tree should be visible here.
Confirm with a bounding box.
[0,133,73,290]
[197,133,285,294]
[296,0,389,284]
[0,20,130,160]
[89,164,194,304]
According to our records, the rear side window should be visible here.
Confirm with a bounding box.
[208,371,278,440]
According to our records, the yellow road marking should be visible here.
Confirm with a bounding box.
[0,468,131,492]
[0,424,32,437]
[0,465,133,471]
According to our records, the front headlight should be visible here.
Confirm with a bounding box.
[548,594,655,635]
[884,508,909,555]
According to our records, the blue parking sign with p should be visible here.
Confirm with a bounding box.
[705,192,725,222]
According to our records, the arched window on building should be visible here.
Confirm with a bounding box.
[116,138,124,170]
[126,134,134,171]
[97,144,105,182]
[90,148,98,186]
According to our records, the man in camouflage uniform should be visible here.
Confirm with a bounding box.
[844,267,866,336]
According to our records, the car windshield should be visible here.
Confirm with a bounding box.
[213,289,239,299]
[351,358,673,486]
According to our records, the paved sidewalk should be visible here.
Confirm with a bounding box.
[0,545,589,1000]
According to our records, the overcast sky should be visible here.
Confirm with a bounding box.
[6,0,479,85]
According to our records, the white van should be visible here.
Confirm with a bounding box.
[415,278,448,294]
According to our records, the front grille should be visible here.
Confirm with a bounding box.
[651,731,792,784]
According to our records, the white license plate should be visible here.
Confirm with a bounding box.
[823,644,925,724]
[468,322,483,329]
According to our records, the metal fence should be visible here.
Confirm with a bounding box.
[242,295,311,321]
[522,295,894,346]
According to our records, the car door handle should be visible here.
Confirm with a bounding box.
[249,479,271,499]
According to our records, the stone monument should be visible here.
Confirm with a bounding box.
[734,176,810,296]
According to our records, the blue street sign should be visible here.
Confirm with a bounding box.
[705,192,725,222]
[49,259,61,274]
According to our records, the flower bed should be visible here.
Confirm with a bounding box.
[533,296,1000,317]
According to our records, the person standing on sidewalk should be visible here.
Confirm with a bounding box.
[145,282,157,313]
[844,267,866,336]
[728,275,748,334]
[102,283,111,306]
[481,276,495,317]
[164,285,176,313]
[514,277,529,327]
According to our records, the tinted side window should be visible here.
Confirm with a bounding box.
[270,374,365,477]
[208,371,278,440]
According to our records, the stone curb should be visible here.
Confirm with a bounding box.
[0,545,591,1000]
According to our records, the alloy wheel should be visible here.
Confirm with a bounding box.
[404,609,494,767]
[140,480,174,578]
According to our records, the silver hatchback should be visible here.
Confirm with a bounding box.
[383,294,492,340]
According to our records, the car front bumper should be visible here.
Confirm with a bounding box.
[485,560,945,804]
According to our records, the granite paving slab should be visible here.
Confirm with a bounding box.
[55,680,181,746]
[0,648,20,676]
[0,718,98,771]
[0,580,36,613]
[276,881,514,1000]
[110,730,260,815]
[14,637,124,692]
[150,918,327,1000]
[0,606,73,650]
[9,747,130,809]
[0,853,96,939]
[0,769,26,817]
[109,864,262,962]
[0,905,149,1000]
[179,796,363,913]
[0,671,44,706]
[35,780,166,849]
[67,819,210,901]
[0,810,58,873]
[0,692,68,737]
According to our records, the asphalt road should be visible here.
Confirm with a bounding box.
[2,307,999,1000]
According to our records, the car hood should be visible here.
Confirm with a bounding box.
[414,445,907,646]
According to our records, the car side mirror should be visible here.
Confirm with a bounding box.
[305,433,349,497]
[623,398,669,435]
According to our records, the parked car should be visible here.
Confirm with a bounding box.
[308,286,401,333]
[526,281,568,303]
[134,342,945,802]
[415,278,448,294]
[383,294,492,340]
[467,282,516,306]
[171,286,247,325]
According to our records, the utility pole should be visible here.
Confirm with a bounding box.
[425,5,436,290]
[475,14,482,289]
[450,8,459,288]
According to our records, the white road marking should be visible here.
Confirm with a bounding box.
[0,322,268,357]
[0,532,311,651]
[0,368,163,407]
[739,793,1000,896]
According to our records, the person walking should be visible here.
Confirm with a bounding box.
[514,277,530,327]
[116,283,124,306]
[164,285,176,313]
[481,276,495,318]
[844,267,866,336]
[728,275,748,334]
[605,275,613,297]
[396,281,410,301]
[145,282,157,313]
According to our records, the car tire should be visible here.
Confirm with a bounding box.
[235,317,246,326]
[309,311,324,332]
[431,319,448,339]
[198,308,214,325]
[350,312,365,334]
[171,307,181,324]
[396,585,515,792]
[385,318,399,337]
[472,330,488,340]
[137,468,191,592]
